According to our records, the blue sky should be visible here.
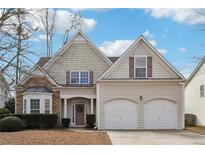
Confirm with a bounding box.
[31,9,205,78]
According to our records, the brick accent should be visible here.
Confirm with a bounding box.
[15,88,23,113]
[23,77,54,88]
[52,90,61,125]
[16,77,55,113]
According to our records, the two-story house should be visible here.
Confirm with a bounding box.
[185,57,205,126]
[15,31,185,129]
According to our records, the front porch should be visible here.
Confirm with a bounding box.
[60,96,96,127]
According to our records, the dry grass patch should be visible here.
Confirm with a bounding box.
[0,130,112,145]
[186,126,205,135]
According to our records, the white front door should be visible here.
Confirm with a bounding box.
[104,99,138,129]
[144,99,177,129]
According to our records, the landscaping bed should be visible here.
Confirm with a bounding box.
[0,129,112,145]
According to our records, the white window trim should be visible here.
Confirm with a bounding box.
[134,55,147,78]
[23,99,27,114]
[70,70,90,84]
[30,99,41,114]
[22,93,52,114]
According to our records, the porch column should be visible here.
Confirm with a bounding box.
[64,98,67,118]
[91,99,94,114]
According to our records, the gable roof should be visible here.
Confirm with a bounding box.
[43,30,113,70]
[37,57,51,67]
[108,57,119,63]
[99,35,185,80]
[186,56,205,86]
[24,86,52,93]
[15,64,59,88]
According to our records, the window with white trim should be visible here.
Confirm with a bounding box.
[70,71,89,84]
[30,99,40,114]
[23,99,27,114]
[135,56,147,78]
[44,99,50,114]
[200,85,204,97]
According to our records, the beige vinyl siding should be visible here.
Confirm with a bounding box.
[60,87,96,96]
[107,41,178,79]
[98,81,183,129]
[185,62,205,126]
[46,42,111,84]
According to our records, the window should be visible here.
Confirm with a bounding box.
[30,99,40,113]
[200,85,204,97]
[23,100,27,114]
[135,56,147,78]
[70,71,89,84]
[45,99,50,114]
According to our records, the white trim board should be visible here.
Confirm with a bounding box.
[99,35,185,80]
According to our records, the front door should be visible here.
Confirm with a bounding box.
[75,104,85,125]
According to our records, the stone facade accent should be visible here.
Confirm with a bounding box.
[15,88,23,113]
[23,77,54,88]
[52,90,61,125]
[16,77,55,114]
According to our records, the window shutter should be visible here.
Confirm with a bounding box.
[66,71,70,85]
[129,57,134,78]
[90,71,93,85]
[147,56,152,77]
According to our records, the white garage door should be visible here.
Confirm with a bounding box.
[144,99,177,129]
[104,99,138,129]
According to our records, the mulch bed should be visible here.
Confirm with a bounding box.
[0,130,112,145]
[185,126,205,135]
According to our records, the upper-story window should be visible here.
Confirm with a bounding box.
[70,71,89,84]
[135,56,147,78]
[200,85,204,97]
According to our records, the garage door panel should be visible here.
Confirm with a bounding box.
[104,100,138,129]
[144,99,177,129]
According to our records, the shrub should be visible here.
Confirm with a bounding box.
[61,118,70,128]
[0,114,57,129]
[0,116,24,132]
[0,108,11,115]
[86,114,96,128]
[5,98,15,113]
[185,114,196,127]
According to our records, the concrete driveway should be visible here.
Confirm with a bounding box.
[107,130,205,145]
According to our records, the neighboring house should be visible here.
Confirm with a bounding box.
[0,70,9,108]
[185,57,205,126]
[15,31,185,129]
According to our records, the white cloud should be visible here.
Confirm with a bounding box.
[158,48,168,55]
[180,68,193,79]
[29,34,47,42]
[70,8,110,12]
[99,40,134,57]
[143,30,154,38]
[177,47,187,52]
[53,10,97,33]
[145,9,205,25]
[30,9,97,34]
[149,39,157,47]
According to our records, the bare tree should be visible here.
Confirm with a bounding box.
[63,11,82,45]
[36,8,56,57]
[36,9,82,56]
[0,9,38,85]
